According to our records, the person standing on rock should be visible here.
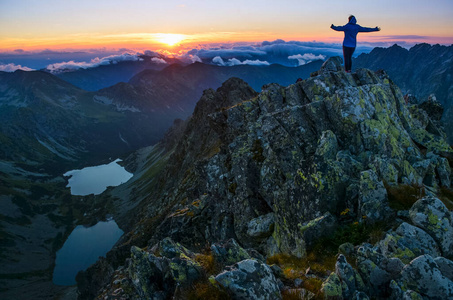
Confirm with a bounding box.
[331,15,381,73]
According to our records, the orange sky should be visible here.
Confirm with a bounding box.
[1,0,453,52]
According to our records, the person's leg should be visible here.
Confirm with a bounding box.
[343,46,355,72]
[342,46,349,72]
[349,47,356,71]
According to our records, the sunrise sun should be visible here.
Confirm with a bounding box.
[155,33,186,46]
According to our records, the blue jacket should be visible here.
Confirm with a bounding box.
[331,16,379,48]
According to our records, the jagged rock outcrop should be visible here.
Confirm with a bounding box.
[354,43,453,144]
[79,57,453,299]
[354,43,453,109]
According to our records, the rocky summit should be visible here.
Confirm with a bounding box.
[79,57,453,300]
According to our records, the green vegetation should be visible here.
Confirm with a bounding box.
[267,248,336,298]
[332,221,387,247]
[185,249,229,300]
[385,183,425,210]
[186,281,229,300]
[267,218,389,298]
[194,252,220,275]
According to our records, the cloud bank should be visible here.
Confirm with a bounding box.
[151,57,167,64]
[288,53,326,66]
[183,40,347,66]
[212,56,270,66]
[46,53,144,73]
[0,63,35,72]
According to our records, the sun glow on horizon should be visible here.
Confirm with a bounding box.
[154,33,186,46]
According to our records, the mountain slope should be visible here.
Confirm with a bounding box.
[79,58,453,299]
[354,43,453,144]
[129,61,323,93]
[91,61,324,143]
[52,55,181,91]
[0,70,173,173]
[0,69,173,299]
[0,61,323,298]
[354,43,453,108]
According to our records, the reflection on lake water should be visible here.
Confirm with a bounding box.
[52,219,123,286]
[64,158,133,196]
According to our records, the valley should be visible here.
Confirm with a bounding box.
[0,59,322,299]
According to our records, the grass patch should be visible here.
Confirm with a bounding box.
[330,221,386,247]
[267,219,389,297]
[267,247,336,297]
[385,183,425,210]
[282,289,307,300]
[186,281,230,300]
[195,252,221,275]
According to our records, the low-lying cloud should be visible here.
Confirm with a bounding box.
[0,63,35,72]
[212,56,270,66]
[184,40,345,66]
[288,53,326,66]
[151,57,167,64]
[46,53,144,73]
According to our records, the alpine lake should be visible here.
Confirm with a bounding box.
[53,159,132,285]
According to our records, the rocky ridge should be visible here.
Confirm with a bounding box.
[80,57,453,299]
[354,43,453,144]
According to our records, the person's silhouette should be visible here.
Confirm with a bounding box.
[331,15,381,72]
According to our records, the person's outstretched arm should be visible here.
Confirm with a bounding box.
[358,26,381,32]
[331,24,345,31]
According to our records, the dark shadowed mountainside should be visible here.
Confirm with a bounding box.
[51,55,182,91]
[0,60,322,299]
[78,58,453,300]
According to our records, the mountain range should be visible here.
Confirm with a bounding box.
[77,57,453,300]
[1,43,453,300]
[0,59,322,299]
[51,54,181,91]
[354,43,453,108]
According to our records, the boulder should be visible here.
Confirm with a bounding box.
[211,239,251,268]
[434,257,453,281]
[356,244,393,297]
[215,259,282,300]
[335,254,365,299]
[338,242,355,256]
[247,213,275,239]
[379,222,441,263]
[373,157,398,185]
[320,56,343,73]
[321,273,345,299]
[128,246,172,300]
[435,157,451,188]
[358,170,390,222]
[409,196,453,256]
[298,212,336,250]
[315,130,339,160]
[352,291,370,300]
[397,255,453,299]
[158,237,195,259]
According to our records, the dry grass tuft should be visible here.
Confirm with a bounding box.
[385,183,425,210]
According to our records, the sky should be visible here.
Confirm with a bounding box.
[1,0,453,70]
